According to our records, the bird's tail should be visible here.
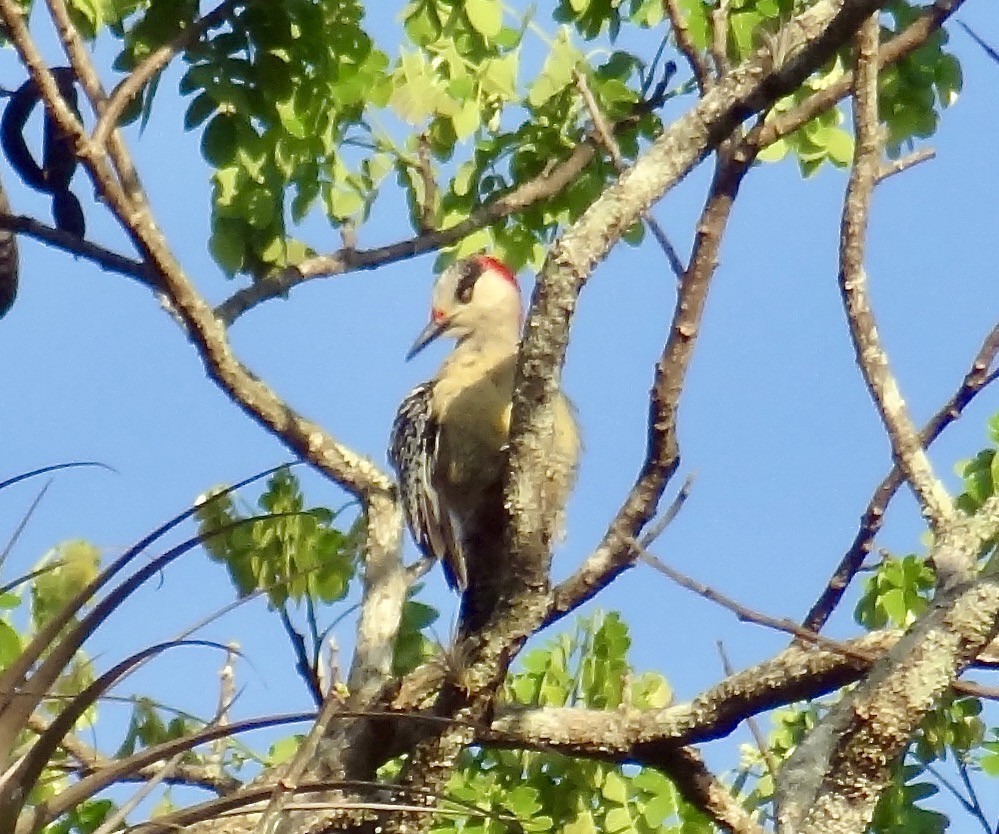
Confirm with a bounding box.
[455,486,509,637]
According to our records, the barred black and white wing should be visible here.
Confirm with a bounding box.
[388,383,466,590]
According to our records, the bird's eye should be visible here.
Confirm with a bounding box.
[454,259,483,304]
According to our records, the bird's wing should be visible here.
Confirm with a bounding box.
[389,383,466,590]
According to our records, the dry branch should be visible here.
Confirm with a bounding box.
[802,319,999,632]
[774,18,999,830]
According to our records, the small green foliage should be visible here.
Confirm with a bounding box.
[855,554,934,629]
[31,540,101,628]
[195,467,358,608]
[116,697,198,760]
[879,1,961,155]
[736,703,821,813]
[955,414,999,564]
[46,798,115,834]
[392,594,439,676]
[981,729,999,777]
[869,764,948,834]
[266,734,303,767]
[912,695,984,763]
[437,613,693,834]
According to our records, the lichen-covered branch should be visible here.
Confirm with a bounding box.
[773,18,999,829]
[835,16,954,533]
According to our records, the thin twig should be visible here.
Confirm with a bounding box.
[956,756,993,834]
[711,0,732,78]
[837,14,955,533]
[663,0,713,94]
[25,714,240,795]
[415,133,438,232]
[957,20,999,66]
[640,473,695,547]
[574,70,685,280]
[93,0,241,148]
[925,762,983,826]
[875,147,935,183]
[0,478,51,568]
[279,605,323,706]
[717,641,778,777]
[630,535,876,664]
[0,212,155,289]
[213,140,599,324]
[91,751,187,834]
[206,643,238,781]
[548,154,751,624]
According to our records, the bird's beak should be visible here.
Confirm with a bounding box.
[406,316,448,360]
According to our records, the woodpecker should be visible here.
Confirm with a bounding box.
[389,255,580,629]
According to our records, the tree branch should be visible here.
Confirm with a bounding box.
[836,13,955,534]
[802,319,999,632]
[741,0,966,156]
[25,715,240,795]
[774,18,999,828]
[663,0,714,94]
[0,212,156,290]
[92,0,242,149]
[548,152,748,624]
[213,142,598,325]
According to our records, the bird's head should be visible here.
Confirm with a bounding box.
[406,255,522,359]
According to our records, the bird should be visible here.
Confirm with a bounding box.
[388,255,580,632]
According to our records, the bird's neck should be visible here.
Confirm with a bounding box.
[453,318,520,361]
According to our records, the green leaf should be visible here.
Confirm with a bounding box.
[0,621,21,667]
[209,216,246,275]
[466,0,502,38]
[32,540,101,628]
[563,813,598,834]
[604,806,633,833]
[202,113,241,167]
[602,770,629,804]
[266,735,302,765]
[824,128,854,166]
[184,92,217,130]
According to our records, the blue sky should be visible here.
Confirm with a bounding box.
[0,0,997,791]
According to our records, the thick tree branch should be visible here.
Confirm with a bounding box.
[482,627,999,763]
[485,631,892,756]
[776,500,999,833]
[381,5,907,832]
